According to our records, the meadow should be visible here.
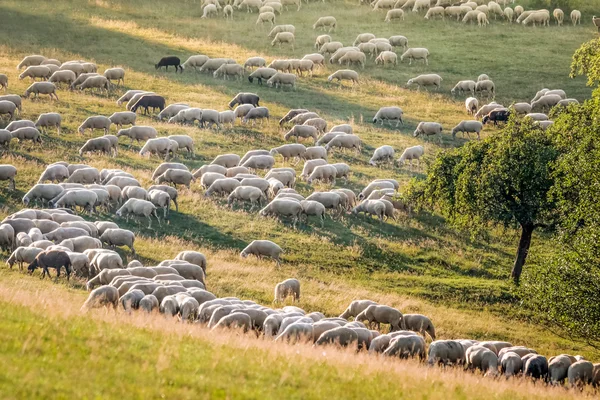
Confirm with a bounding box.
[0,0,599,396]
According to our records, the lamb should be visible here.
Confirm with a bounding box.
[451,120,483,140]
[240,240,283,266]
[369,145,395,166]
[327,70,359,85]
[570,10,581,25]
[260,199,303,227]
[414,122,443,144]
[78,116,111,135]
[274,278,300,302]
[407,74,442,90]
[313,16,337,32]
[155,169,194,189]
[373,107,403,127]
[38,164,69,183]
[100,228,136,255]
[0,164,17,190]
[271,32,295,49]
[324,134,361,153]
[23,82,59,101]
[307,165,337,185]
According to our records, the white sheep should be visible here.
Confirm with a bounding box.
[385,9,405,22]
[155,169,194,189]
[284,125,318,143]
[108,111,136,129]
[23,82,59,101]
[117,126,158,145]
[78,116,111,135]
[274,278,300,302]
[327,70,359,85]
[313,16,337,32]
[34,113,62,135]
[451,120,483,140]
[401,48,429,65]
[240,240,283,266]
[465,97,479,115]
[0,165,17,190]
[79,137,112,157]
[373,106,403,127]
[256,11,275,25]
[103,67,125,86]
[397,145,424,168]
[570,10,581,25]
[452,80,476,96]
[414,122,443,144]
[271,32,295,49]
[116,199,160,228]
[369,145,395,166]
[228,186,267,209]
[314,35,332,50]
[266,72,296,90]
[407,74,442,90]
[375,51,397,67]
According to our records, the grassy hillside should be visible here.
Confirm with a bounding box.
[0,1,599,395]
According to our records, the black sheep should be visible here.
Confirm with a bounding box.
[28,250,72,280]
[155,56,182,73]
[131,95,166,115]
[482,109,510,126]
[228,92,260,109]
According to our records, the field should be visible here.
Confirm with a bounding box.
[0,0,599,397]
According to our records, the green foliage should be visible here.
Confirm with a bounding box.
[415,118,558,283]
[571,39,600,87]
[522,92,600,345]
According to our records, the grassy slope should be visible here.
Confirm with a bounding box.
[0,272,594,400]
[0,0,598,380]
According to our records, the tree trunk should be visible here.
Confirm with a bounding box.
[511,222,535,285]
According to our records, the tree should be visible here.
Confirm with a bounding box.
[571,38,600,88]
[415,118,557,284]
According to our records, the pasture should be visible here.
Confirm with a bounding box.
[0,0,599,396]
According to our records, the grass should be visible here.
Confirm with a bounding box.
[0,0,599,395]
[0,272,596,400]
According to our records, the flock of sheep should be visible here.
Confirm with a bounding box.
[0,0,598,392]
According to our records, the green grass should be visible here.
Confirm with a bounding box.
[0,1,599,395]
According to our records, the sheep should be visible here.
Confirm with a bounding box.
[264,72,296,91]
[531,94,562,112]
[524,355,549,380]
[466,345,499,376]
[451,120,483,140]
[571,10,581,25]
[271,32,295,49]
[463,97,479,116]
[307,165,337,185]
[338,51,367,69]
[77,137,111,157]
[155,169,194,189]
[283,125,318,143]
[407,74,442,90]
[289,112,320,126]
[64,236,101,253]
[200,172,227,190]
[482,108,510,126]
[213,63,245,81]
[503,6,514,22]
[48,70,76,87]
[0,95,22,114]
[400,48,429,66]
[369,145,395,166]
[313,16,336,32]
[373,51,397,67]
[106,111,136,130]
[300,159,327,180]
[263,2,282,13]
[27,249,72,280]
[428,340,466,366]
[372,106,403,127]
[205,178,241,198]
[305,192,342,214]
[302,146,326,161]
[270,144,306,163]
[414,122,443,144]
[81,285,119,310]
[192,164,227,180]
[19,66,52,82]
[182,55,210,72]
[424,6,444,20]
[53,190,98,214]
[522,11,550,27]
[548,355,573,384]
[0,129,12,150]
[23,82,59,101]
[265,170,295,187]
[475,79,495,98]
[66,168,100,184]
[474,102,503,119]
[256,11,275,25]
[38,164,69,184]
[228,92,260,109]
[240,240,282,266]
[247,68,278,86]
[242,155,276,171]
[243,57,267,71]
[324,134,361,153]
[294,59,314,77]
[155,56,182,72]
[274,278,300,302]
[17,55,47,70]
[76,75,111,94]
[339,299,377,319]
[104,176,140,190]
[32,112,62,135]
[0,100,17,121]
[452,80,476,96]
[355,304,403,331]
[260,199,303,227]
[130,95,165,115]
[0,223,15,252]
[227,186,266,209]
[103,67,125,86]
[568,360,594,387]
[314,35,332,50]
[6,246,44,270]
[116,126,158,146]
[267,24,295,39]
[78,116,111,135]
[0,164,17,190]
[327,70,359,85]
[100,228,136,256]
[557,98,579,107]
[139,137,176,160]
